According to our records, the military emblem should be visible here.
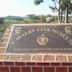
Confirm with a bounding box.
[15,27,22,35]
[37,34,48,45]
[65,26,72,35]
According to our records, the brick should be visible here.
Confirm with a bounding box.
[68,56,72,62]
[37,63,50,66]
[1,42,6,47]
[69,67,72,72]
[10,67,20,72]
[44,67,55,72]
[32,55,42,62]
[21,67,31,72]
[0,62,3,66]
[6,28,11,32]
[10,55,21,61]
[32,67,42,72]
[0,48,6,53]
[51,63,60,66]
[2,38,8,42]
[62,63,72,66]
[2,36,8,40]
[4,55,10,61]
[15,62,25,66]
[56,55,67,62]
[0,67,9,72]
[0,55,5,61]
[2,35,9,38]
[21,55,31,62]
[26,62,36,66]
[43,55,54,62]
[3,33,9,37]
[4,62,14,66]
[56,67,67,72]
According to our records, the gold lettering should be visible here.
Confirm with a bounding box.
[41,28,44,31]
[22,29,35,37]
[52,29,59,35]
[59,33,69,41]
[32,29,35,32]
[70,39,72,45]
[28,30,32,34]
[37,28,39,32]
[16,27,72,46]
[22,34,25,36]
[65,36,69,41]
[24,32,27,36]
[62,34,66,38]
[37,28,50,32]
[28,29,35,34]
[17,36,22,38]
[52,29,72,45]
[44,28,47,31]
[47,28,51,32]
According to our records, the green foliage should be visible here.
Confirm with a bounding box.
[61,0,71,11]
[34,0,43,5]
[0,17,4,24]
[23,19,34,23]
[0,24,9,41]
[3,15,48,24]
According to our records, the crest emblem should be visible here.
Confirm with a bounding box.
[37,34,48,45]
[15,27,22,35]
[65,26,72,35]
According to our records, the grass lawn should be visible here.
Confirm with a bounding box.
[0,24,9,41]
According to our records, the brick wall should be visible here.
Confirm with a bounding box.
[0,62,72,72]
[1,24,72,72]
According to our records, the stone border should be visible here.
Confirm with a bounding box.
[0,24,72,62]
[0,53,72,62]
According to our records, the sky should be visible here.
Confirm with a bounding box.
[0,0,57,17]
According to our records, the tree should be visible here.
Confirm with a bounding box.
[61,0,72,23]
[50,0,72,23]
[49,0,62,23]
[34,0,43,5]
[34,0,72,23]
[34,0,62,23]
[0,17,4,24]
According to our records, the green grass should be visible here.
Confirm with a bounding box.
[0,23,9,41]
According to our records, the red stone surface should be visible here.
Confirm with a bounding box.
[0,67,9,72]
[15,62,25,66]
[26,62,36,66]
[56,67,67,72]
[10,67,20,72]
[21,67,31,72]
[32,67,42,72]
[44,67,55,72]
[0,62,72,72]
[51,63,61,66]
[4,62,14,66]
[69,67,72,72]
[37,63,50,66]
[0,62,3,66]
[62,62,72,66]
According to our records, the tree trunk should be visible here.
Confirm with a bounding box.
[65,8,68,23]
[60,10,63,22]
[58,0,61,23]
[58,11,60,23]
